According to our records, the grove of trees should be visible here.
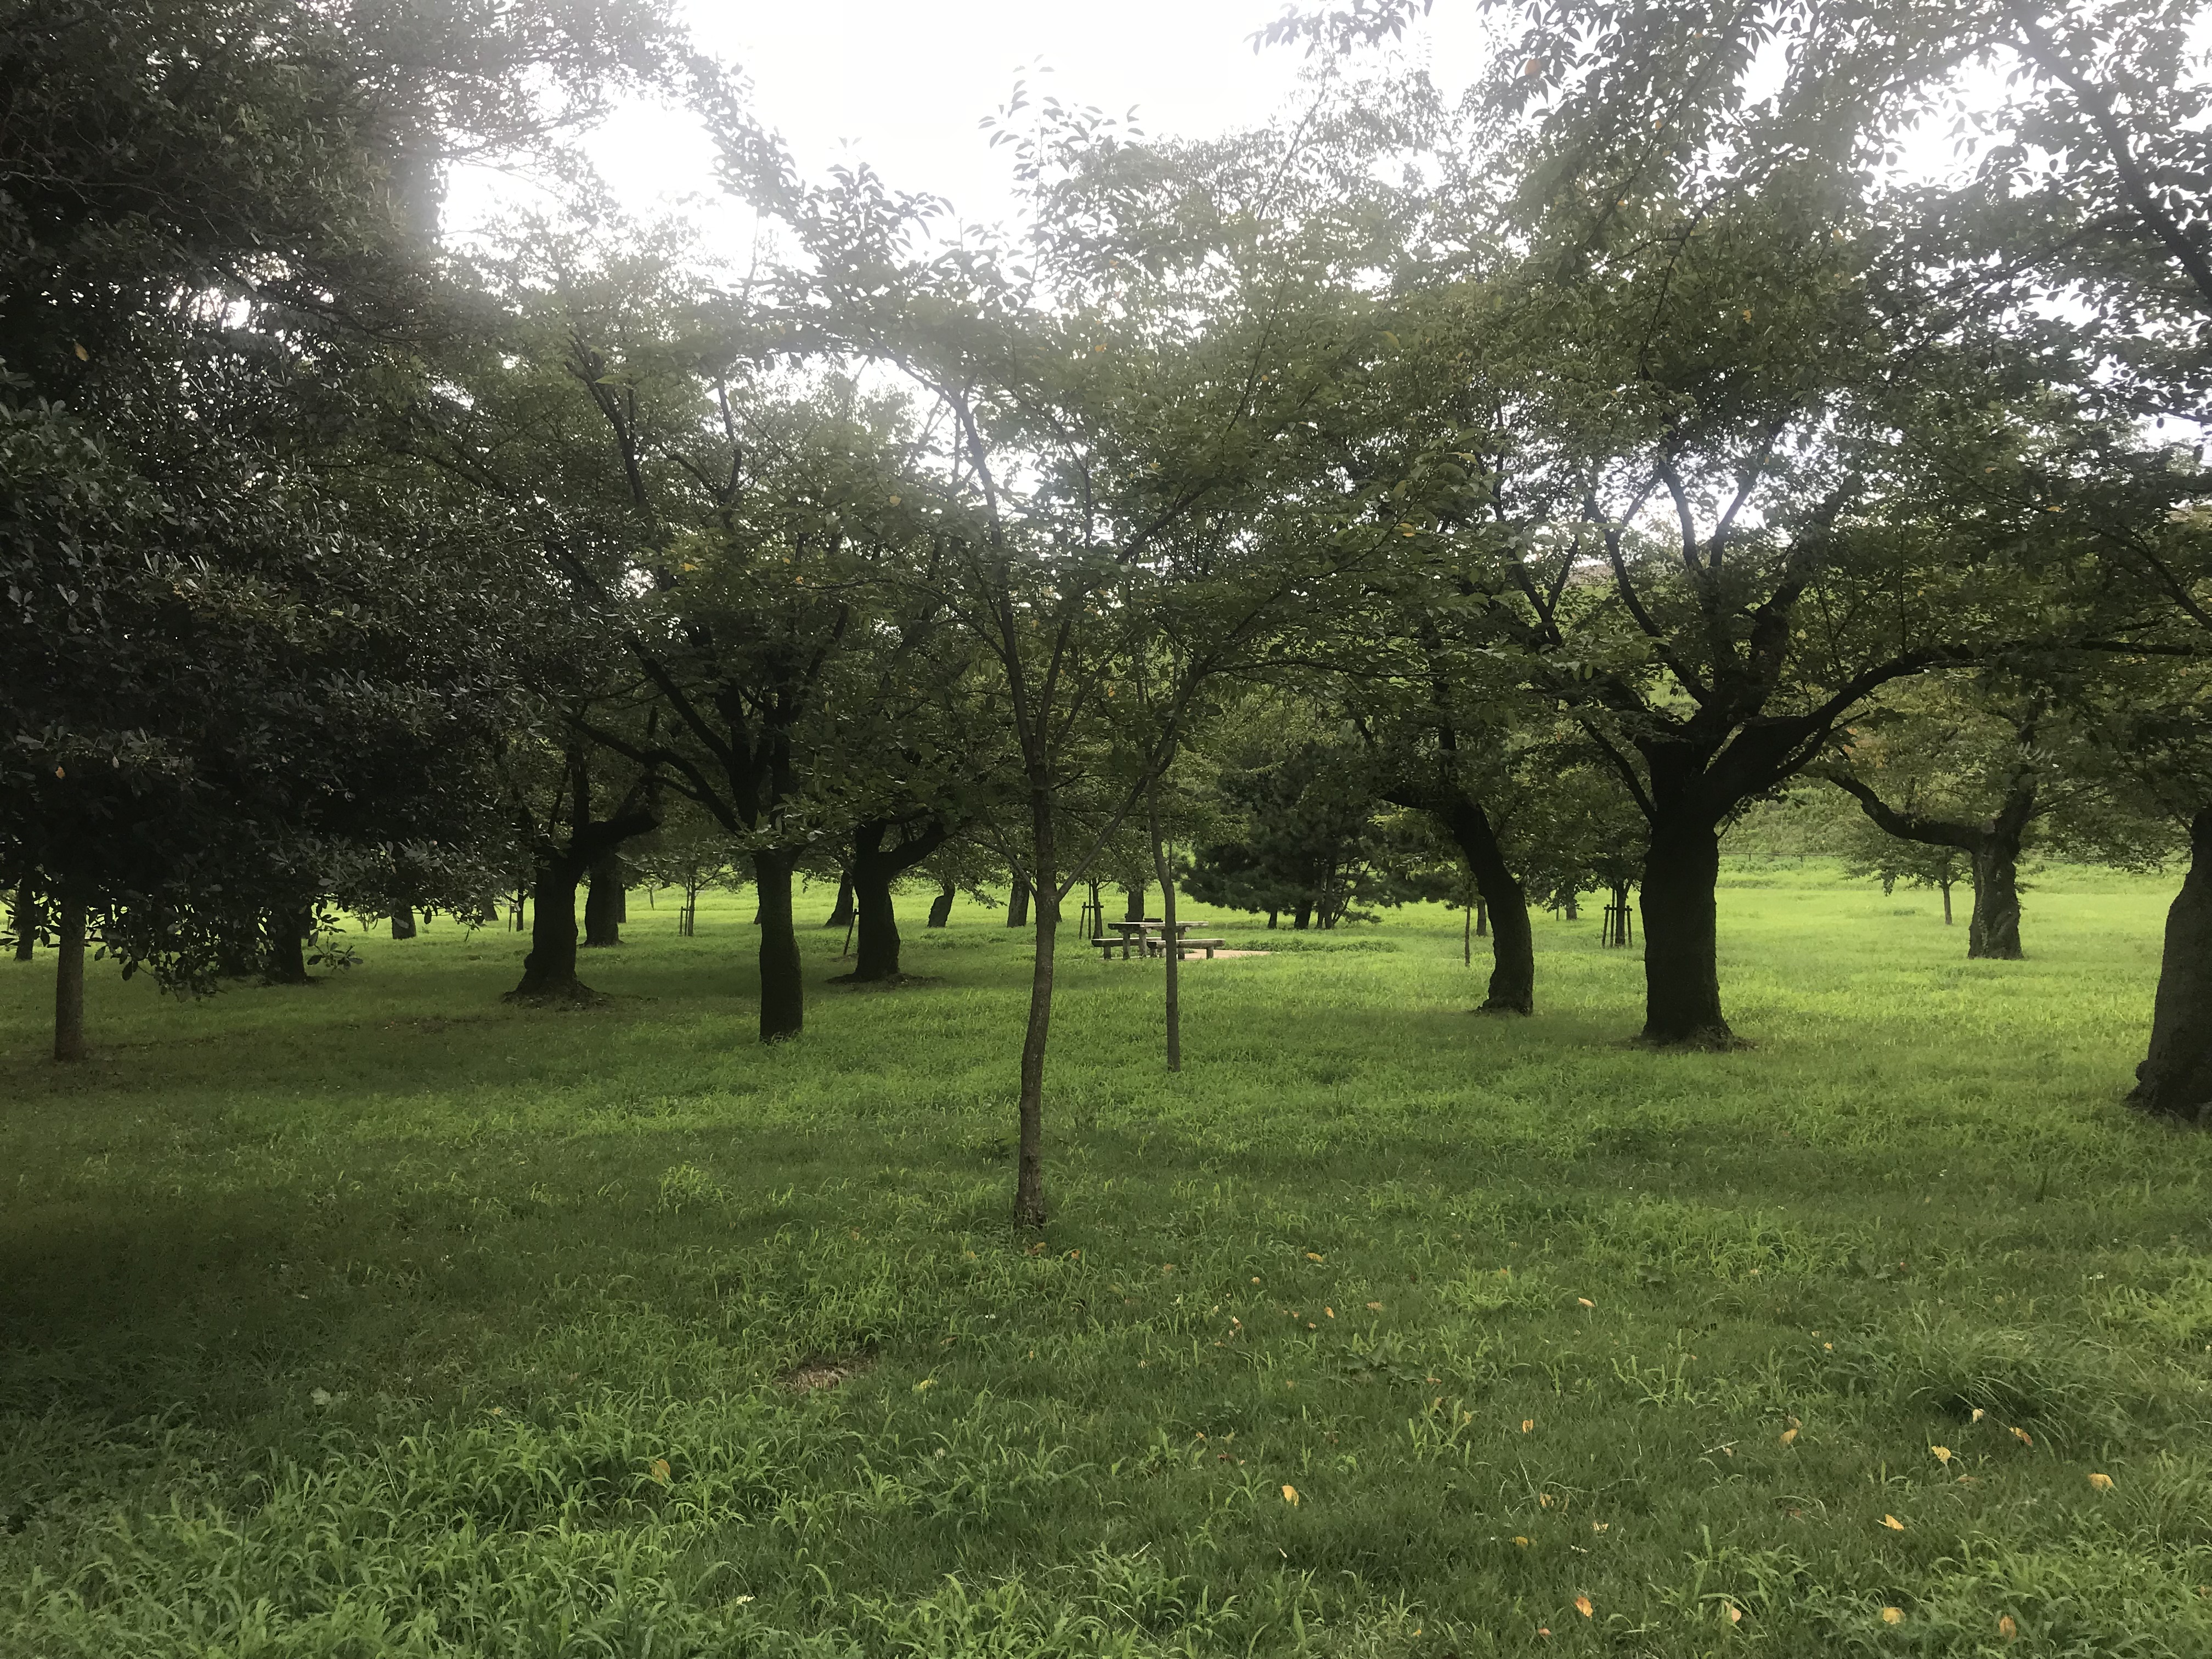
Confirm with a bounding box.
[9,0,2212,1220]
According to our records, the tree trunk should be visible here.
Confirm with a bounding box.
[264,910,312,985]
[1149,779,1181,1073]
[824,870,855,928]
[1638,819,1731,1045]
[927,881,956,928]
[1123,882,1147,921]
[390,907,416,940]
[1942,879,1954,926]
[1015,799,1057,1230]
[13,879,36,960]
[754,849,803,1042]
[1967,839,2024,960]
[1430,792,1533,1015]
[1266,909,1278,930]
[1007,874,1031,928]
[1563,893,1579,921]
[2133,807,2212,1122]
[851,862,902,981]
[52,888,84,1063]
[1474,897,1488,938]
[584,851,624,947]
[511,860,588,999]
[1292,902,1312,931]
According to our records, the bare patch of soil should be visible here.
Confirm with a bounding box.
[777,1355,873,1393]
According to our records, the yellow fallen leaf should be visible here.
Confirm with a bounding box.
[1305,1252,1324,1262]
[1780,1427,1798,1446]
[2089,1471,2114,1491]
[1591,1521,1609,1533]
[1539,1492,1554,1508]
[1931,1445,1951,1465]
[1882,1606,1904,1625]
[1513,1534,1530,1547]
[1724,1603,1742,1625]
[1282,1484,1299,1506]
[1881,1514,1905,1531]
[1366,1301,1383,1310]
[2010,1426,2033,1447]
[650,1458,670,1484]
[1577,1297,1595,1308]
[1998,1613,2017,1640]
[1972,1407,1987,1423]
[1324,1307,1335,1318]
[913,1379,935,1392]
[1575,1594,1593,1618]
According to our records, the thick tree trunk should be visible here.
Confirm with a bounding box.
[13,879,36,960]
[584,851,624,948]
[1149,780,1181,1073]
[390,907,416,940]
[1292,902,1312,931]
[1123,883,1146,922]
[1007,874,1031,928]
[511,861,588,999]
[52,888,84,1062]
[824,870,855,928]
[2133,809,2212,1122]
[1563,893,1579,921]
[1430,791,1533,1015]
[1015,805,1056,1229]
[927,881,956,928]
[1266,909,1278,930]
[1942,880,1954,926]
[264,910,312,985]
[1638,819,1731,1045]
[754,849,803,1042]
[1967,840,2024,960]
[851,864,902,981]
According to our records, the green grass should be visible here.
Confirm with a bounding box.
[3,865,2210,1657]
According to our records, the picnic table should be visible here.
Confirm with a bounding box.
[1093,919,1228,960]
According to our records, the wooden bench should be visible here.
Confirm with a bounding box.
[1176,938,1228,958]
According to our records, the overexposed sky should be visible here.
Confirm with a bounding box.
[447,0,1497,249]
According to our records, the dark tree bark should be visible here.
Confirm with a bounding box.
[1390,779,1534,1015]
[1122,883,1147,921]
[1292,902,1312,930]
[264,910,312,985]
[1828,771,2035,960]
[52,888,84,1062]
[1638,815,1729,1043]
[390,907,416,940]
[823,870,855,928]
[512,860,586,998]
[1563,893,1580,921]
[1007,873,1031,928]
[13,879,36,960]
[754,848,803,1040]
[1015,793,1058,1231]
[845,817,949,981]
[2134,808,2212,1122]
[1474,897,1488,938]
[584,850,624,947]
[927,881,956,928]
[1148,777,1181,1071]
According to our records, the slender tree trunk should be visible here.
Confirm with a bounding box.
[511,859,588,999]
[14,879,37,960]
[1967,839,2024,960]
[1942,879,1954,926]
[1430,792,1533,1015]
[1015,793,1057,1231]
[52,887,84,1062]
[2134,808,2212,1122]
[1563,893,1579,921]
[264,910,312,985]
[825,870,855,928]
[1007,874,1031,928]
[1149,780,1180,1073]
[1638,817,1731,1045]
[753,849,804,1041]
[1123,882,1147,922]
[927,881,956,928]
[390,906,416,940]
[584,851,624,947]
[851,861,902,981]
[1475,896,1488,938]
[1266,909,1278,930]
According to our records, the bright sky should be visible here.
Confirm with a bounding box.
[447,0,1497,250]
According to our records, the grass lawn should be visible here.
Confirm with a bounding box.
[4,863,2211,1657]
